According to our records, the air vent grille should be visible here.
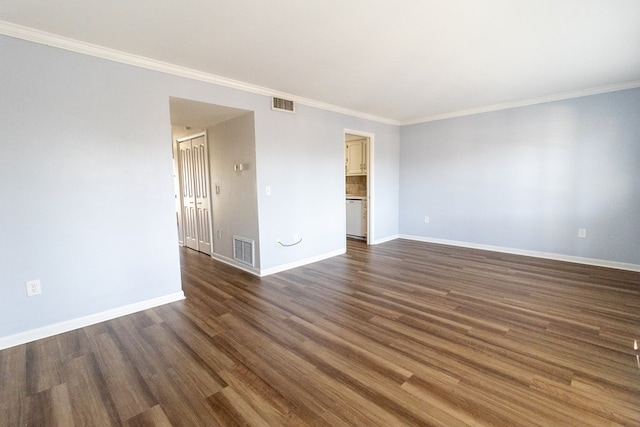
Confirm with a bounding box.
[233,236,255,267]
[272,97,295,113]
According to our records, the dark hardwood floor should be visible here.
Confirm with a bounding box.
[2,239,640,426]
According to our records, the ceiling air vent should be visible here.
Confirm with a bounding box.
[272,97,295,113]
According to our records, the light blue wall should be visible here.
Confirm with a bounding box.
[0,35,400,338]
[208,113,260,268]
[400,88,640,265]
[0,36,183,336]
[255,108,400,268]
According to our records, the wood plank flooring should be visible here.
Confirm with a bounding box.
[2,239,640,426]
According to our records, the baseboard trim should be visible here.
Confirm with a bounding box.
[399,234,640,272]
[210,253,261,276]
[0,291,185,350]
[371,234,400,245]
[260,248,346,276]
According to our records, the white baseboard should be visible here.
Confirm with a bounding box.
[399,234,640,272]
[371,234,400,245]
[260,248,346,276]
[0,291,185,350]
[210,253,261,276]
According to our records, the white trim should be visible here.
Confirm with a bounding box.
[399,234,640,272]
[3,22,639,133]
[176,130,206,143]
[0,291,185,350]
[402,80,640,125]
[0,21,398,126]
[211,253,261,276]
[259,248,346,277]
[371,234,400,245]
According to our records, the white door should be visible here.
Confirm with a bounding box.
[178,134,212,255]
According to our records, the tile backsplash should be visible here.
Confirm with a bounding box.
[346,175,367,196]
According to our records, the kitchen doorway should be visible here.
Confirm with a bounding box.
[344,129,374,244]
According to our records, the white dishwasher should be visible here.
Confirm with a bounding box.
[346,198,364,238]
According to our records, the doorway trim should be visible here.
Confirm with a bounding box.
[344,128,374,244]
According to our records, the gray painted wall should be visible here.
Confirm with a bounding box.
[254,108,400,269]
[0,36,182,336]
[0,34,400,339]
[400,88,640,265]
[208,114,260,268]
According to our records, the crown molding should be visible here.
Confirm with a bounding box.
[0,21,400,126]
[2,20,638,128]
[401,80,640,125]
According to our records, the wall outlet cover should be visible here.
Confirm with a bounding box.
[26,279,42,296]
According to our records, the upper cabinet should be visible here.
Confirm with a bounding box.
[345,139,367,176]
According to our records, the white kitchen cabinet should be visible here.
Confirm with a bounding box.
[345,139,367,176]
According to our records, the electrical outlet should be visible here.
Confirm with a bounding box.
[293,233,300,242]
[424,216,430,223]
[265,186,272,196]
[217,230,222,239]
[26,279,42,296]
[578,228,587,238]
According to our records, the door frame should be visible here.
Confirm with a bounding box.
[344,128,374,244]
[176,130,214,254]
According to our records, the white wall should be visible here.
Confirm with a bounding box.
[0,34,401,343]
[208,114,260,269]
[0,35,183,340]
[254,107,400,271]
[400,88,640,266]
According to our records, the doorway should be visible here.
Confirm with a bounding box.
[344,129,374,244]
[169,97,260,271]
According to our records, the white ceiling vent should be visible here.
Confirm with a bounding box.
[272,97,295,113]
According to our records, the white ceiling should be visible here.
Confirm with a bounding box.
[2,0,639,124]
[169,97,251,129]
